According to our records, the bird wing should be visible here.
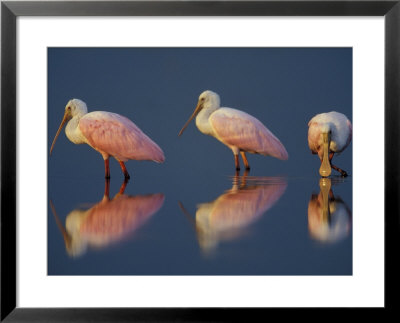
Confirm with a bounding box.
[345,119,352,147]
[79,111,165,162]
[307,121,321,154]
[208,182,287,229]
[80,193,165,243]
[209,108,288,160]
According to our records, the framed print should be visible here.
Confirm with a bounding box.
[1,0,399,321]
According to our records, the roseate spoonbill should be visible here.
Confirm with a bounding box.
[307,178,351,243]
[50,179,165,257]
[308,111,352,177]
[50,99,165,179]
[178,174,287,254]
[178,90,288,171]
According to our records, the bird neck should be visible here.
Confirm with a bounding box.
[65,115,86,145]
[196,107,218,136]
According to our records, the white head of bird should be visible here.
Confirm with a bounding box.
[178,90,220,137]
[50,98,165,179]
[65,98,88,117]
[198,90,221,110]
[178,90,289,171]
[50,98,88,155]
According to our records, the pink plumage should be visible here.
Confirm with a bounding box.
[178,91,289,171]
[79,112,165,163]
[206,178,287,228]
[50,99,165,179]
[51,179,165,257]
[210,108,288,160]
[79,193,165,244]
[180,176,287,253]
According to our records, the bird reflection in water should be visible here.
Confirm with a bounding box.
[50,179,164,257]
[179,173,287,255]
[308,178,352,243]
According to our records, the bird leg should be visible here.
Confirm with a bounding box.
[118,161,130,179]
[103,177,110,200]
[329,153,348,177]
[234,154,240,171]
[242,169,250,182]
[331,165,348,177]
[240,151,251,170]
[118,178,129,195]
[239,170,249,189]
[104,159,110,179]
[113,177,129,199]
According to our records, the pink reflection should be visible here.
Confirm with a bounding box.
[179,174,287,254]
[51,179,164,257]
[308,178,351,243]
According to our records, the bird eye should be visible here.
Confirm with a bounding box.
[67,106,71,110]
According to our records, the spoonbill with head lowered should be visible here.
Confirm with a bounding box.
[307,111,352,177]
[178,90,288,171]
[50,99,165,179]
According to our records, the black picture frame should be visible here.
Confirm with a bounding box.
[1,0,399,321]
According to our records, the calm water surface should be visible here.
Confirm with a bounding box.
[48,47,352,275]
[48,172,352,275]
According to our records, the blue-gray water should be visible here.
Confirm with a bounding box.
[48,48,352,275]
